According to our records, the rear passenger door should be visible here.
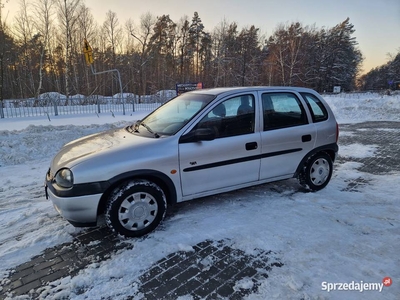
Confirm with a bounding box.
[259,91,316,180]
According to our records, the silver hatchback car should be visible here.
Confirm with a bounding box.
[45,87,339,237]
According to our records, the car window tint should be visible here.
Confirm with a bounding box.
[300,92,328,122]
[196,94,255,138]
[262,92,308,131]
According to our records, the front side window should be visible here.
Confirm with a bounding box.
[195,94,255,138]
[137,93,215,136]
[262,92,308,130]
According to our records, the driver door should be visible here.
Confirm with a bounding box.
[178,94,261,197]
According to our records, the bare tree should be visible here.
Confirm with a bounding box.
[128,12,155,97]
[267,22,305,86]
[99,10,123,96]
[55,0,81,100]
[0,0,9,116]
[76,4,97,95]
[211,19,230,86]
[103,10,122,68]
[0,5,367,99]
[77,4,96,41]
[32,0,55,99]
[222,22,240,86]
[14,0,35,97]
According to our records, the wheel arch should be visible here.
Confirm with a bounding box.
[294,143,338,177]
[97,170,177,216]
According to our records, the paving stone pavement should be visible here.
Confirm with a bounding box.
[1,235,283,300]
[338,121,400,175]
[130,240,283,300]
[337,121,400,192]
[1,227,132,299]
[128,240,283,299]
[1,121,399,300]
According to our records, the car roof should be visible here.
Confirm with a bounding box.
[189,86,318,97]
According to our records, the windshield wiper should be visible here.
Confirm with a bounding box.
[140,122,160,138]
[133,120,141,132]
[126,121,139,133]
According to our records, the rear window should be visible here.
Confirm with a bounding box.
[301,93,328,122]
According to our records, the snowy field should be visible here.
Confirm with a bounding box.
[0,92,399,299]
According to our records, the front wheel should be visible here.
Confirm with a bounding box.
[105,180,167,237]
[299,152,333,191]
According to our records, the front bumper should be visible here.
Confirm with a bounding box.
[45,182,102,227]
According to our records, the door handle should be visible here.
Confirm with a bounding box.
[245,142,258,150]
[302,134,312,142]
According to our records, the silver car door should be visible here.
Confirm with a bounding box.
[178,94,261,197]
[259,91,316,180]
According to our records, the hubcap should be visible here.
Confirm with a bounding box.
[310,158,330,186]
[118,192,158,231]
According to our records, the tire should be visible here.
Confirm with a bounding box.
[300,152,333,191]
[105,179,167,237]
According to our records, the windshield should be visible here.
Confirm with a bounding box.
[134,92,215,137]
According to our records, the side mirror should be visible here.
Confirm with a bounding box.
[179,128,216,143]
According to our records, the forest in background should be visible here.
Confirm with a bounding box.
[0,0,399,101]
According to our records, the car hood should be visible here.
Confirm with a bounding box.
[50,127,153,171]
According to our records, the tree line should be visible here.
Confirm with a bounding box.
[358,52,400,91]
[0,0,377,102]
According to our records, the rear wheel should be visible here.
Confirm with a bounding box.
[300,152,333,191]
[105,180,167,237]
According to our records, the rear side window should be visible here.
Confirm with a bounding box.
[301,93,328,122]
[262,92,308,130]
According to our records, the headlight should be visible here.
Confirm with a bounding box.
[54,168,74,188]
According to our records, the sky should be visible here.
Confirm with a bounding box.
[2,0,400,74]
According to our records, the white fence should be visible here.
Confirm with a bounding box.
[0,93,175,119]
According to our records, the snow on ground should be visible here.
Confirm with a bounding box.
[324,92,400,123]
[0,92,399,299]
